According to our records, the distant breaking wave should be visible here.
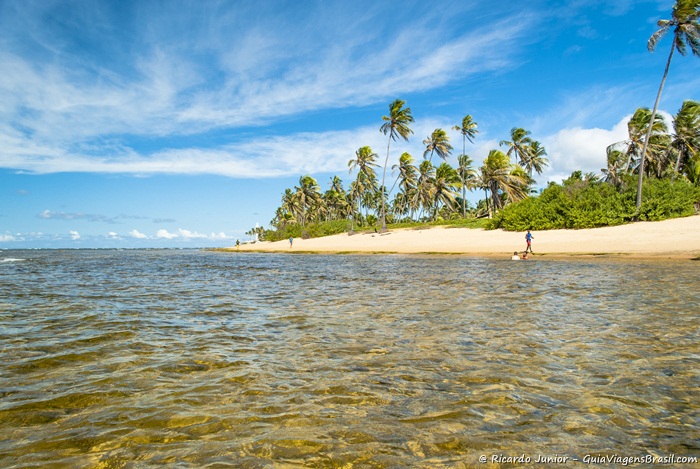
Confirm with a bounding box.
[0,258,25,263]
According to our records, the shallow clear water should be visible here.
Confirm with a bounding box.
[0,250,698,468]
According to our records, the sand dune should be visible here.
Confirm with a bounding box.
[233,215,700,259]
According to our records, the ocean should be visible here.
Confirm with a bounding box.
[1,249,698,468]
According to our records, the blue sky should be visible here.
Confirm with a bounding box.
[1,0,699,248]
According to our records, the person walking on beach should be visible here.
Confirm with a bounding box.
[525,230,534,253]
[289,237,293,248]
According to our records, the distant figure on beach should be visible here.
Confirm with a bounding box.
[289,237,293,248]
[525,230,534,253]
[511,251,520,260]
[236,239,240,250]
[521,251,529,260]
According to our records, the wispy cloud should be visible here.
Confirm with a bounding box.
[0,1,533,177]
[39,209,120,224]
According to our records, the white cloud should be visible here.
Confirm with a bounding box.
[0,233,16,242]
[70,230,81,240]
[107,232,120,239]
[541,116,629,182]
[129,229,148,239]
[156,229,178,239]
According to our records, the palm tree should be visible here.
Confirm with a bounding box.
[456,154,477,217]
[380,99,414,230]
[622,108,668,173]
[523,141,549,178]
[500,127,533,166]
[414,160,435,220]
[480,150,528,216]
[294,175,322,226]
[390,152,418,197]
[602,147,627,189]
[671,99,700,178]
[348,146,379,228]
[348,146,379,183]
[453,115,479,161]
[324,176,348,221]
[432,162,461,219]
[423,128,453,163]
[280,188,301,224]
[636,0,700,209]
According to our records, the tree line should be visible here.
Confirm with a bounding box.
[250,0,699,241]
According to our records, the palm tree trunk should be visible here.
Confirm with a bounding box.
[380,139,391,231]
[636,43,675,210]
[461,134,467,218]
[673,145,683,180]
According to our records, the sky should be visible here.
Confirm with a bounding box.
[1,0,699,248]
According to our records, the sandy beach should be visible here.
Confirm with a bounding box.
[232,215,700,259]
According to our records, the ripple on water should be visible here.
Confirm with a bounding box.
[0,251,699,467]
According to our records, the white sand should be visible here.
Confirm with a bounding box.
[233,215,700,258]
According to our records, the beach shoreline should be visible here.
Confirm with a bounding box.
[225,215,700,260]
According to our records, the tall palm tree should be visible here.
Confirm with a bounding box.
[423,128,453,163]
[523,141,549,178]
[380,99,414,230]
[636,0,700,209]
[500,127,533,166]
[671,99,700,177]
[456,154,477,217]
[453,115,479,162]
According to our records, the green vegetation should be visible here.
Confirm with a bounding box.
[250,1,699,240]
[487,172,700,231]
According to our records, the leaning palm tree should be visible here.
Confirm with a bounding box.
[500,127,533,166]
[670,99,700,178]
[636,0,700,209]
[480,150,528,216]
[453,115,479,161]
[423,128,453,163]
[380,99,414,230]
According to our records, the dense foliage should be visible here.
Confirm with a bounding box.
[487,173,700,231]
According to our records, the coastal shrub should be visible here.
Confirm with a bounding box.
[265,220,350,241]
[487,176,699,231]
[637,178,700,220]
